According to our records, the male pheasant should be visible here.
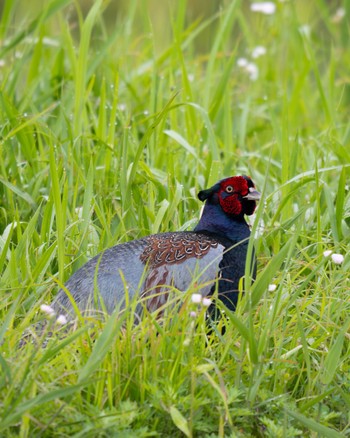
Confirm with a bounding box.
[53,175,260,318]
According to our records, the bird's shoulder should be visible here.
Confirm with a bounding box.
[139,231,225,268]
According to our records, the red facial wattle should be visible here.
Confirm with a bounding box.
[219,193,242,215]
[218,176,256,216]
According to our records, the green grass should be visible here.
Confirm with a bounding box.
[0,0,350,436]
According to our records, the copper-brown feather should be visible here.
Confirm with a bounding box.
[140,232,219,268]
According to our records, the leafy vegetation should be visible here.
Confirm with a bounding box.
[0,0,349,436]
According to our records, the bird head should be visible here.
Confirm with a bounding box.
[198,175,260,217]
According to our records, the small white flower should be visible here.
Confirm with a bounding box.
[237,58,259,81]
[252,46,267,58]
[299,25,311,38]
[332,7,345,23]
[191,293,202,304]
[190,311,197,318]
[202,298,212,307]
[183,338,191,347]
[268,284,277,292]
[246,62,259,81]
[56,314,68,325]
[40,304,55,317]
[237,57,249,67]
[323,250,332,257]
[74,206,83,218]
[331,253,344,265]
[251,2,276,15]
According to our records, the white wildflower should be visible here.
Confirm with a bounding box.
[237,59,259,81]
[202,298,212,307]
[40,304,55,317]
[331,253,344,265]
[268,284,277,292]
[252,46,267,58]
[299,25,311,38]
[246,62,259,81]
[191,293,202,304]
[56,314,68,325]
[237,57,249,67]
[332,7,345,23]
[323,250,332,257]
[75,206,83,218]
[190,311,197,318]
[250,2,276,15]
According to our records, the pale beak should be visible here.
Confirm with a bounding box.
[243,188,261,200]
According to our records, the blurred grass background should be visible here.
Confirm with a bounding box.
[0,0,349,436]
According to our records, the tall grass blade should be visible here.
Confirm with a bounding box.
[78,310,127,383]
[286,410,343,438]
[321,318,350,385]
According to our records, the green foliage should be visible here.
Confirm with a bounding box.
[0,0,349,436]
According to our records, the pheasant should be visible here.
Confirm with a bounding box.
[53,175,260,318]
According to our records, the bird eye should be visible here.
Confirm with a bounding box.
[225,186,234,193]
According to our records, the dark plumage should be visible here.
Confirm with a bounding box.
[53,175,260,318]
